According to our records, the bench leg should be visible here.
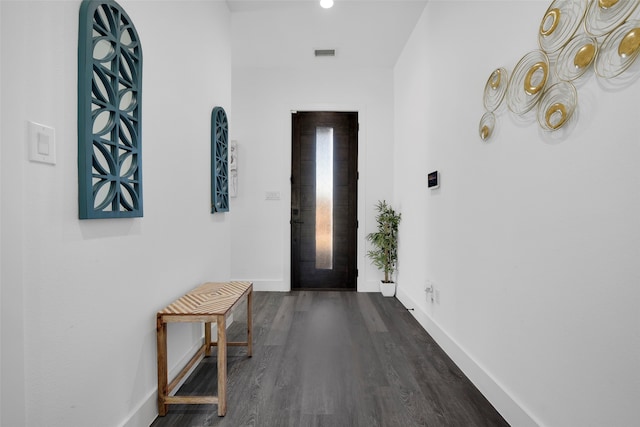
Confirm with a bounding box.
[217,315,227,416]
[247,290,253,357]
[156,319,168,416]
[205,322,212,356]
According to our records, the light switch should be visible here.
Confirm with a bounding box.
[265,191,281,200]
[37,133,50,155]
[28,121,56,165]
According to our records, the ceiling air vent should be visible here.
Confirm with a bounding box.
[315,49,336,57]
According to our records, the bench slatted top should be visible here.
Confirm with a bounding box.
[158,281,252,319]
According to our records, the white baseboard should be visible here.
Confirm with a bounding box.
[248,279,381,293]
[119,337,203,427]
[248,279,384,293]
[358,280,381,293]
[250,280,289,292]
[395,286,542,427]
[120,388,158,427]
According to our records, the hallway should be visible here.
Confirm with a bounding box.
[151,291,508,427]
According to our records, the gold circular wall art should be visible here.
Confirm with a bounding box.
[507,50,550,115]
[584,0,640,38]
[477,0,640,141]
[556,33,599,80]
[538,0,589,54]
[483,67,508,112]
[479,112,496,141]
[595,20,640,78]
[537,81,577,131]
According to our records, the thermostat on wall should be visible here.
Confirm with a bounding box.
[428,171,439,189]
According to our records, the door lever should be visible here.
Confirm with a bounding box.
[291,220,304,224]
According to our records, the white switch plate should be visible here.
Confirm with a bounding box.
[28,121,56,165]
[265,191,281,200]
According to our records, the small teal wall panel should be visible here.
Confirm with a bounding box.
[78,0,143,219]
[211,107,230,213]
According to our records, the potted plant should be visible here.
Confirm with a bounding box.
[366,200,401,297]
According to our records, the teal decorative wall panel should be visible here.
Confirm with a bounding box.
[78,0,143,219]
[211,107,229,213]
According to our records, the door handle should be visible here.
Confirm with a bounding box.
[291,220,304,224]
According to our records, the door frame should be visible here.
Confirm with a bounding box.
[282,104,366,292]
[290,111,358,290]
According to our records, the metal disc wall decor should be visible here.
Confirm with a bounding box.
[483,68,508,111]
[585,0,640,37]
[507,50,550,115]
[538,0,589,54]
[479,0,640,140]
[595,20,640,78]
[479,112,496,141]
[537,81,577,131]
[556,33,599,80]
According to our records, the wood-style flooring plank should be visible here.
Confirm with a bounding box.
[150,291,509,427]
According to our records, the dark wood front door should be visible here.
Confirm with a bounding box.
[291,112,358,290]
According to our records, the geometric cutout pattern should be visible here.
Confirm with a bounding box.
[211,106,229,213]
[78,0,143,218]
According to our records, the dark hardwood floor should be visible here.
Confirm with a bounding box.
[150,291,509,427]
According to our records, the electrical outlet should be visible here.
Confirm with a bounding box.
[425,280,434,302]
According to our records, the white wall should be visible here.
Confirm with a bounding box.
[394,1,640,426]
[0,1,232,426]
[0,2,4,423]
[7,1,638,425]
[230,66,395,291]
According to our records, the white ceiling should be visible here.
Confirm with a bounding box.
[227,0,429,69]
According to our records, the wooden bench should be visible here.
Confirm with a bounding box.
[156,281,253,416]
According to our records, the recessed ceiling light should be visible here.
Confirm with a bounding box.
[320,0,334,9]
